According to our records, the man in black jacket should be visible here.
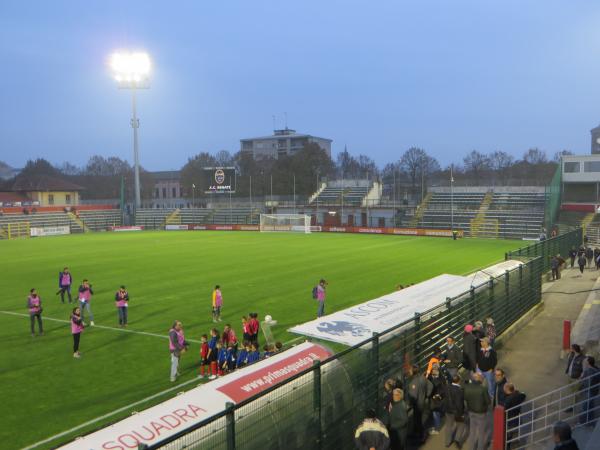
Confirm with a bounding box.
[504,383,526,444]
[493,369,507,407]
[443,336,463,380]
[565,344,585,412]
[354,408,390,450]
[443,375,467,448]
[464,373,490,450]
[406,365,433,443]
[552,421,579,450]
[462,325,478,373]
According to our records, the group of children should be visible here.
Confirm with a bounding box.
[198,318,282,380]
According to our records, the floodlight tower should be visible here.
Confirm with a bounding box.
[110,51,151,209]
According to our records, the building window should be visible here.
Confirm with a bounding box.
[564,162,580,173]
[48,194,54,205]
[155,188,159,198]
[584,161,600,172]
[162,188,167,198]
[242,141,252,150]
[65,194,71,204]
[172,187,177,198]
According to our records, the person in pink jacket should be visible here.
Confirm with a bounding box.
[27,288,43,336]
[115,285,129,327]
[71,307,84,358]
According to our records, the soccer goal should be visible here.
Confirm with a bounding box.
[0,222,30,240]
[260,214,312,233]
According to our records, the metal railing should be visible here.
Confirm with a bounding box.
[504,371,600,449]
[144,255,544,450]
[506,228,583,272]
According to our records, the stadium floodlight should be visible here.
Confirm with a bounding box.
[109,51,151,210]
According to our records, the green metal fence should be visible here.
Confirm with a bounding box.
[544,165,562,232]
[147,255,545,450]
[505,227,583,272]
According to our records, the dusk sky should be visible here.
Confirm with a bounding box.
[2,0,600,171]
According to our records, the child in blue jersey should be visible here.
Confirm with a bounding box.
[207,328,219,380]
[225,342,236,372]
[236,342,250,369]
[217,342,227,376]
[263,344,275,359]
[247,343,260,365]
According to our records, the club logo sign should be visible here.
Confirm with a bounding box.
[215,169,225,185]
[316,321,370,337]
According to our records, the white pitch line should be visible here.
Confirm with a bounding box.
[0,311,201,343]
[21,376,203,450]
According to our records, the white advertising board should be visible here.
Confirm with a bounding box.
[58,342,332,450]
[30,225,70,237]
[289,260,524,346]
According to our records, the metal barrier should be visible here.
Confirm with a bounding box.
[145,255,544,450]
[506,228,583,272]
[499,371,600,449]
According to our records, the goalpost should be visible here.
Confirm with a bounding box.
[260,214,312,233]
[0,222,31,240]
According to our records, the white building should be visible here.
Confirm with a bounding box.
[240,128,332,160]
[561,154,600,203]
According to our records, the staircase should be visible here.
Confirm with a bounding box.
[582,213,596,233]
[470,192,497,238]
[161,208,181,228]
[409,192,432,227]
[67,212,89,233]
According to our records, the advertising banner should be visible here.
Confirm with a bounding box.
[30,226,71,237]
[165,224,189,231]
[58,342,332,450]
[109,226,144,232]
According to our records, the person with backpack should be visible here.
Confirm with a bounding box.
[314,279,327,318]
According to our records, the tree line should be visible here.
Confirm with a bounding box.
[0,145,568,201]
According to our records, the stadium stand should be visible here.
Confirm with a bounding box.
[78,209,122,230]
[309,182,371,206]
[0,211,83,236]
[415,189,546,239]
[135,206,262,229]
[556,210,593,234]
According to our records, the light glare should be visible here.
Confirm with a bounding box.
[110,51,151,85]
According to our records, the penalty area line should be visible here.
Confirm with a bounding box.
[21,376,204,450]
[0,310,201,343]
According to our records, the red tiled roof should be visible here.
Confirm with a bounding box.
[0,192,29,202]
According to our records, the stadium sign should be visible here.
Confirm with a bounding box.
[165,224,189,230]
[57,342,332,450]
[30,225,70,237]
[204,167,236,194]
[109,226,144,232]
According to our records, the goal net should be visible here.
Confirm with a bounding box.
[0,222,30,240]
[260,214,311,233]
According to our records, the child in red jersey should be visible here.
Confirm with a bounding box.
[199,334,209,378]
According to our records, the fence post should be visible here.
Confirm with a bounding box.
[504,270,510,320]
[372,332,380,412]
[225,401,235,450]
[413,313,421,366]
[313,359,322,450]
[492,405,506,450]
[563,320,571,353]
[488,277,495,321]
[470,287,476,321]
[518,264,524,310]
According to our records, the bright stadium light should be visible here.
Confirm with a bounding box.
[109,51,151,210]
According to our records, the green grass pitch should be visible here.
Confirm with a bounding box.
[0,231,520,449]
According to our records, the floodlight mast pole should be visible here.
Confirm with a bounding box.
[131,86,141,209]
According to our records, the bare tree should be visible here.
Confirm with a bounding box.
[489,151,514,172]
[553,150,573,162]
[399,147,427,189]
[215,150,234,166]
[463,150,491,183]
[522,148,548,164]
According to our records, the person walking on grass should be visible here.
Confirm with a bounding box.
[57,267,72,304]
[78,279,94,326]
[27,288,43,337]
[212,285,223,323]
[71,306,84,358]
[168,320,189,382]
[315,278,327,318]
[115,285,129,327]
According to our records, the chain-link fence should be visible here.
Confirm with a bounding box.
[505,227,583,272]
[147,252,546,450]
